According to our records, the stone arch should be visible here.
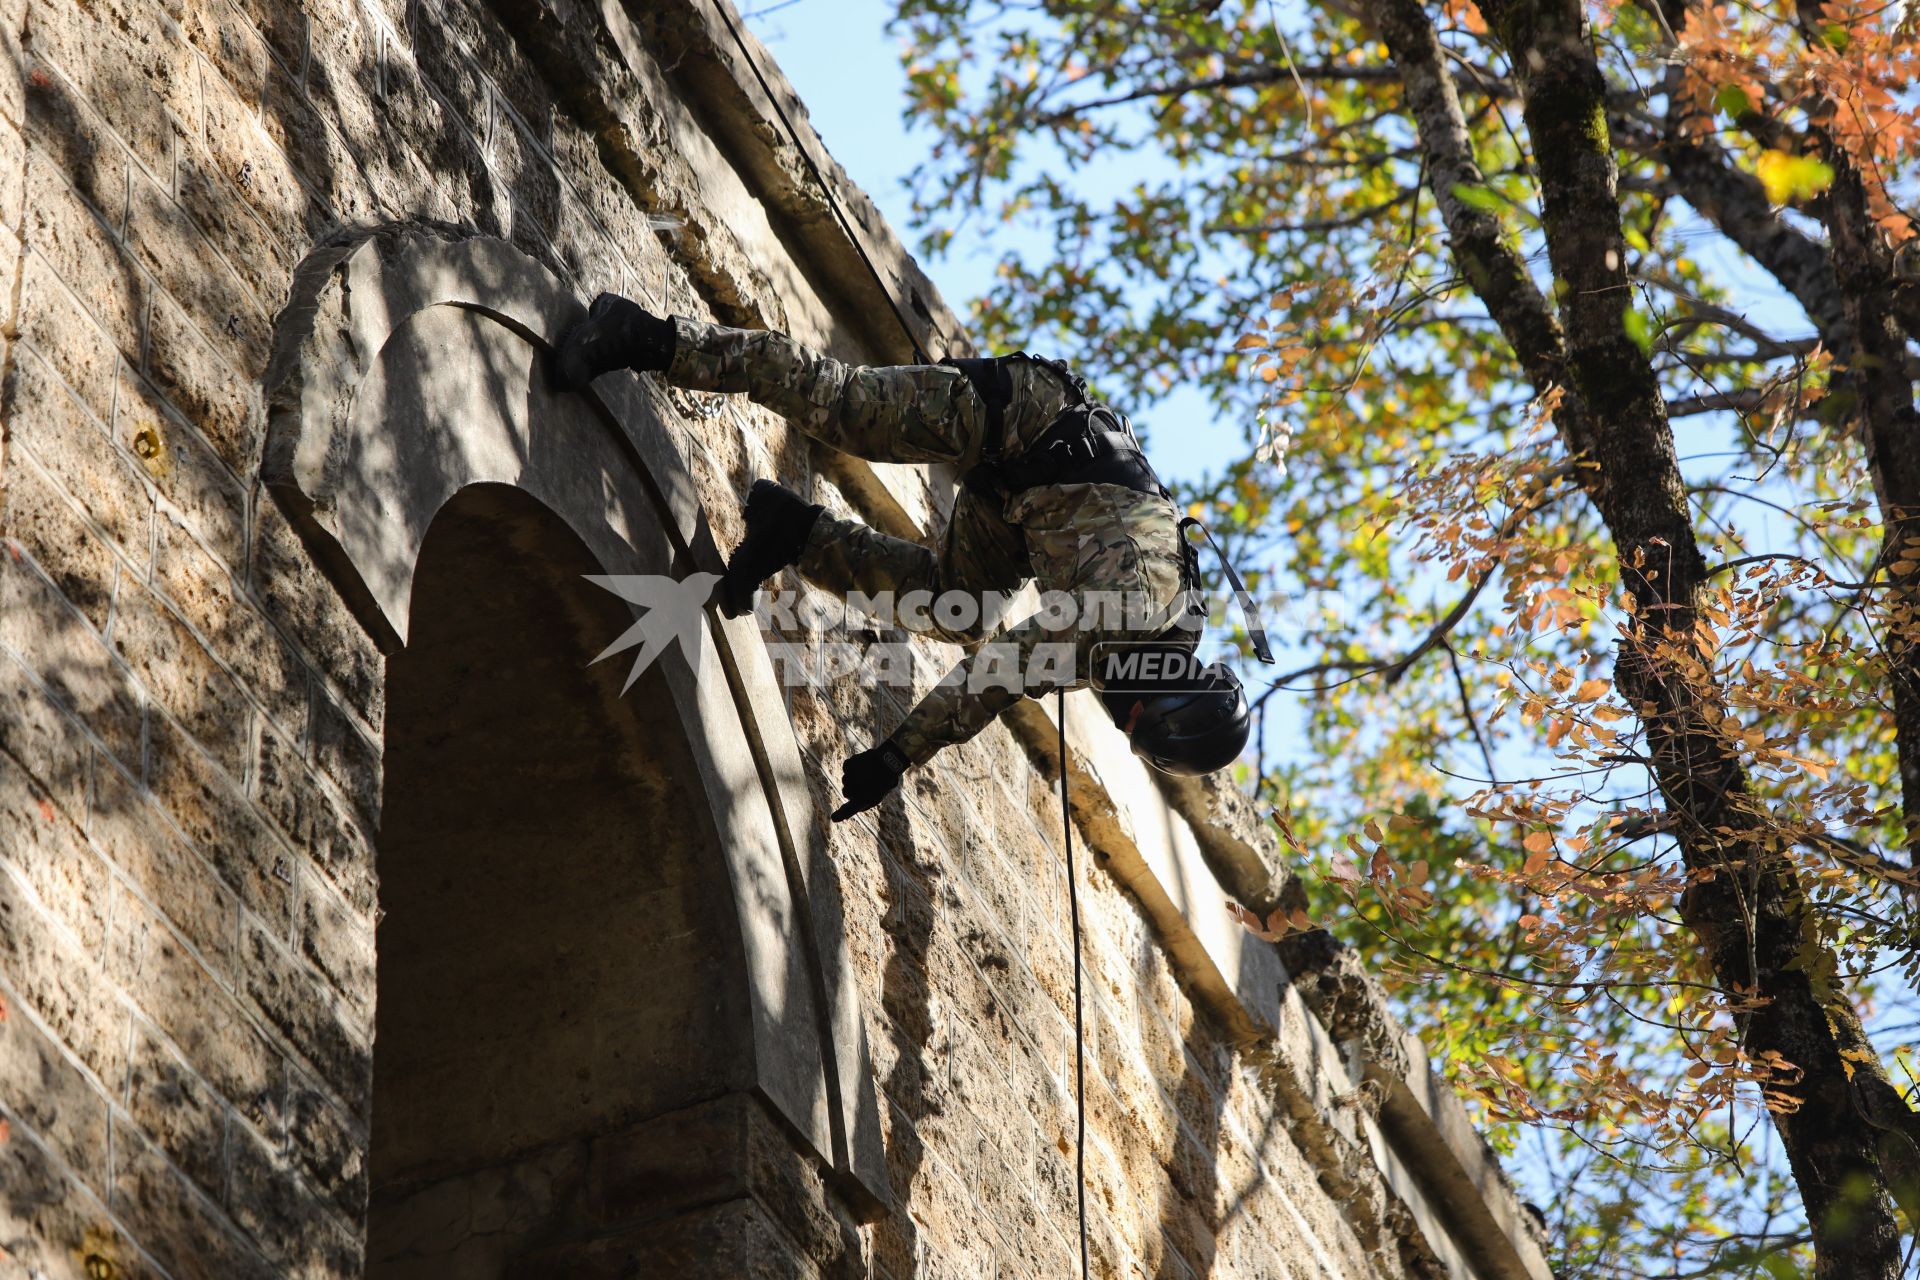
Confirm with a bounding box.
[260,229,889,1241]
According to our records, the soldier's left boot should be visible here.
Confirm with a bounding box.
[551,294,677,390]
[720,480,823,618]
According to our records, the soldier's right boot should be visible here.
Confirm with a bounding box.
[720,480,823,618]
[551,294,677,390]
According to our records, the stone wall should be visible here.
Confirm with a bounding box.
[0,1,1553,1278]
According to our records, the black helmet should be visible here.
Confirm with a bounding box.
[1126,661,1250,777]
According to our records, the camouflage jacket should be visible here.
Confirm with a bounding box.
[665,317,1190,769]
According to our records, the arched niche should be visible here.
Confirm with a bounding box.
[261,229,889,1258]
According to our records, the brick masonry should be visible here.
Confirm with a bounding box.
[0,1,1549,1278]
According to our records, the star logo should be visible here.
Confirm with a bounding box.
[584,571,724,692]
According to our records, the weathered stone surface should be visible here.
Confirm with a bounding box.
[124,1019,227,1202]
[105,886,279,1127]
[89,759,241,977]
[145,710,291,930]
[111,1120,280,1280]
[0,1128,148,1280]
[0,552,144,772]
[6,345,153,570]
[0,988,112,1193]
[13,252,119,422]
[110,577,253,775]
[145,286,263,471]
[21,157,142,357]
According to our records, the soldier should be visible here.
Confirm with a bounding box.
[553,295,1257,820]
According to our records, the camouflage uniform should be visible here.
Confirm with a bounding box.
[665,317,1189,766]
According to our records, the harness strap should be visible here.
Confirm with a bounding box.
[1180,517,1276,664]
[943,355,1018,465]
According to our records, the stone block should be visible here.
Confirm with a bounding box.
[89,758,240,978]
[286,1069,367,1220]
[105,886,278,1124]
[15,251,119,422]
[0,853,128,1088]
[0,754,110,959]
[125,168,268,378]
[145,711,291,931]
[295,867,371,1025]
[22,0,193,181]
[0,1127,141,1280]
[224,0,307,79]
[2,452,118,628]
[5,347,153,569]
[0,553,144,772]
[22,159,143,359]
[261,67,359,227]
[0,982,112,1193]
[19,60,124,231]
[124,1019,227,1201]
[155,512,310,742]
[249,496,382,728]
[180,0,273,107]
[311,690,377,828]
[494,107,560,242]
[144,287,259,473]
[226,1109,363,1278]
[109,579,252,776]
[110,1121,280,1280]
[255,751,370,928]
[0,104,23,234]
[115,366,245,567]
[0,652,90,820]
[239,916,370,1114]
[409,13,489,141]
[509,1197,817,1280]
[177,144,292,314]
[198,58,311,242]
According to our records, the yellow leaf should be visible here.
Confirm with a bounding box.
[1234,332,1268,350]
[1755,149,1835,205]
[1574,678,1609,702]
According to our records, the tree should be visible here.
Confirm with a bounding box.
[892,0,1920,1274]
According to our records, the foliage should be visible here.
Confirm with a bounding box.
[891,0,1920,1275]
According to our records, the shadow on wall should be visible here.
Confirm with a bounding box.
[368,482,756,1273]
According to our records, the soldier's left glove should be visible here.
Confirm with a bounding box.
[831,740,910,822]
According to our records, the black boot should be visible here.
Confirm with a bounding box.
[551,294,678,390]
[720,480,823,618]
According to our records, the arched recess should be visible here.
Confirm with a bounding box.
[261,229,890,1240]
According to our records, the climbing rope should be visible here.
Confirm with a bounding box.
[714,5,935,365]
[1057,688,1091,1280]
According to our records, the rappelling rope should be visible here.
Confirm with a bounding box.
[1057,689,1091,1280]
[714,4,935,366]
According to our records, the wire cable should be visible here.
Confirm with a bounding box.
[1057,688,1091,1280]
[715,4,935,365]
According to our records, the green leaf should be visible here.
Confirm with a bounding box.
[1623,307,1655,355]
[1450,183,1505,215]
[1714,84,1753,118]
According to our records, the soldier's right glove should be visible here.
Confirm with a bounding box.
[831,741,910,822]
[551,293,677,390]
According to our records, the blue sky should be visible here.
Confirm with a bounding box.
[742,0,1245,488]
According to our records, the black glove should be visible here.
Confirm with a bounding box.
[551,294,678,389]
[831,741,910,822]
